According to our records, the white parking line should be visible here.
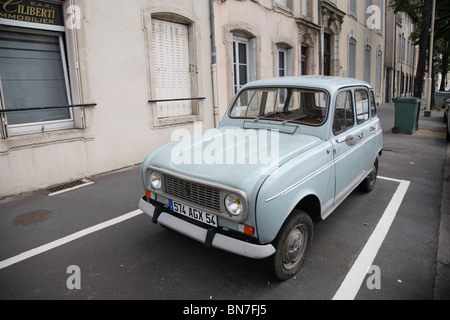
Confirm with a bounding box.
[49,179,95,197]
[333,177,411,300]
[1,176,410,301]
[378,176,404,183]
[0,210,143,271]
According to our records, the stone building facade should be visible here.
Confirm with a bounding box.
[0,0,418,197]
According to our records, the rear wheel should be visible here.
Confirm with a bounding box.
[360,157,379,193]
[270,210,313,281]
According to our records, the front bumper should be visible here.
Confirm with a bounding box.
[139,197,275,260]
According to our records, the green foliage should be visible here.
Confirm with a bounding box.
[389,0,450,85]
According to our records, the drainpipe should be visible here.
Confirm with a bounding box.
[210,0,220,127]
[318,0,323,75]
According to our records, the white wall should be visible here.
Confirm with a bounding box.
[0,0,215,197]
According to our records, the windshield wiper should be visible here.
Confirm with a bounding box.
[254,111,292,122]
[281,116,306,125]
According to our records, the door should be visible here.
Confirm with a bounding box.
[364,89,381,167]
[324,33,331,76]
[301,46,308,75]
[354,87,377,174]
[331,90,365,205]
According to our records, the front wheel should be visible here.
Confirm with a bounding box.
[270,210,313,281]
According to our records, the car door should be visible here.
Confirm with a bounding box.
[365,89,382,164]
[354,87,377,175]
[331,89,365,205]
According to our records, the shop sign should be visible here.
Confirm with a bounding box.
[0,0,64,26]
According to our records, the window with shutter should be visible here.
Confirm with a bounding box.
[349,37,356,78]
[376,50,382,95]
[151,19,192,119]
[364,44,371,84]
[277,45,292,78]
[349,0,357,17]
[232,36,250,96]
[0,29,74,136]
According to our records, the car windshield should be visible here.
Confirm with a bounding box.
[229,87,329,126]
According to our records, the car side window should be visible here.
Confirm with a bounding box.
[370,90,377,118]
[355,89,369,124]
[333,91,355,135]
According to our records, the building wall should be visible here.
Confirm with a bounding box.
[337,0,386,105]
[0,0,215,197]
[213,0,305,118]
[385,10,418,101]
[213,0,388,114]
[0,0,419,197]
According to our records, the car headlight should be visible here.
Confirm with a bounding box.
[224,194,244,216]
[149,171,162,190]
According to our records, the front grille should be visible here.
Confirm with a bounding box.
[162,174,222,212]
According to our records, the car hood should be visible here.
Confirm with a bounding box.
[142,126,323,195]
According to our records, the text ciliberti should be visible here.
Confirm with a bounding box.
[1,0,59,25]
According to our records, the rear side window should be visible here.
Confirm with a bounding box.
[370,90,377,118]
[355,89,369,124]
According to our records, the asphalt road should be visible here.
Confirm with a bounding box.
[0,103,448,302]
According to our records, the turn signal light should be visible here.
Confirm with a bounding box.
[238,224,254,236]
[244,225,255,236]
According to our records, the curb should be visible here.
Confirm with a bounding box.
[434,142,450,300]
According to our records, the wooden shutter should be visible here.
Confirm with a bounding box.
[152,19,192,118]
[376,50,382,95]
[349,38,356,78]
[350,0,357,16]
[365,45,371,83]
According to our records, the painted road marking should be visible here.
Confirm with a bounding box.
[0,210,143,270]
[1,176,410,301]
[333,177,410,300]
[49,179,95,197]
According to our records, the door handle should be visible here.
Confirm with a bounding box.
[336,134,358,146]
[370,126,377,132]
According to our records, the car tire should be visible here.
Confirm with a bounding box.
[270,210,313,281]
[360,157,378,193]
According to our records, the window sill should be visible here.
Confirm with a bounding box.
[273,3,293,16]
[0,127,94,156]
[152,115,203,128]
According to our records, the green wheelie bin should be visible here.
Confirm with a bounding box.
[392,97,420,134]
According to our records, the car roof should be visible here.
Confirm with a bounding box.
[241,76,372,92]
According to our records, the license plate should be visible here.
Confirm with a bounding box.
[169,200,218,228]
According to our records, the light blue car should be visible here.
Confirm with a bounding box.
[139,76,383,280]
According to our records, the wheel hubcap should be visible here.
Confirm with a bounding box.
[282,225,308,270]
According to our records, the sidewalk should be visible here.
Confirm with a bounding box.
[435,138,450,300]
[378,100,450,300]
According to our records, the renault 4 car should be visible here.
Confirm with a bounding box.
[139,76,383,280]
